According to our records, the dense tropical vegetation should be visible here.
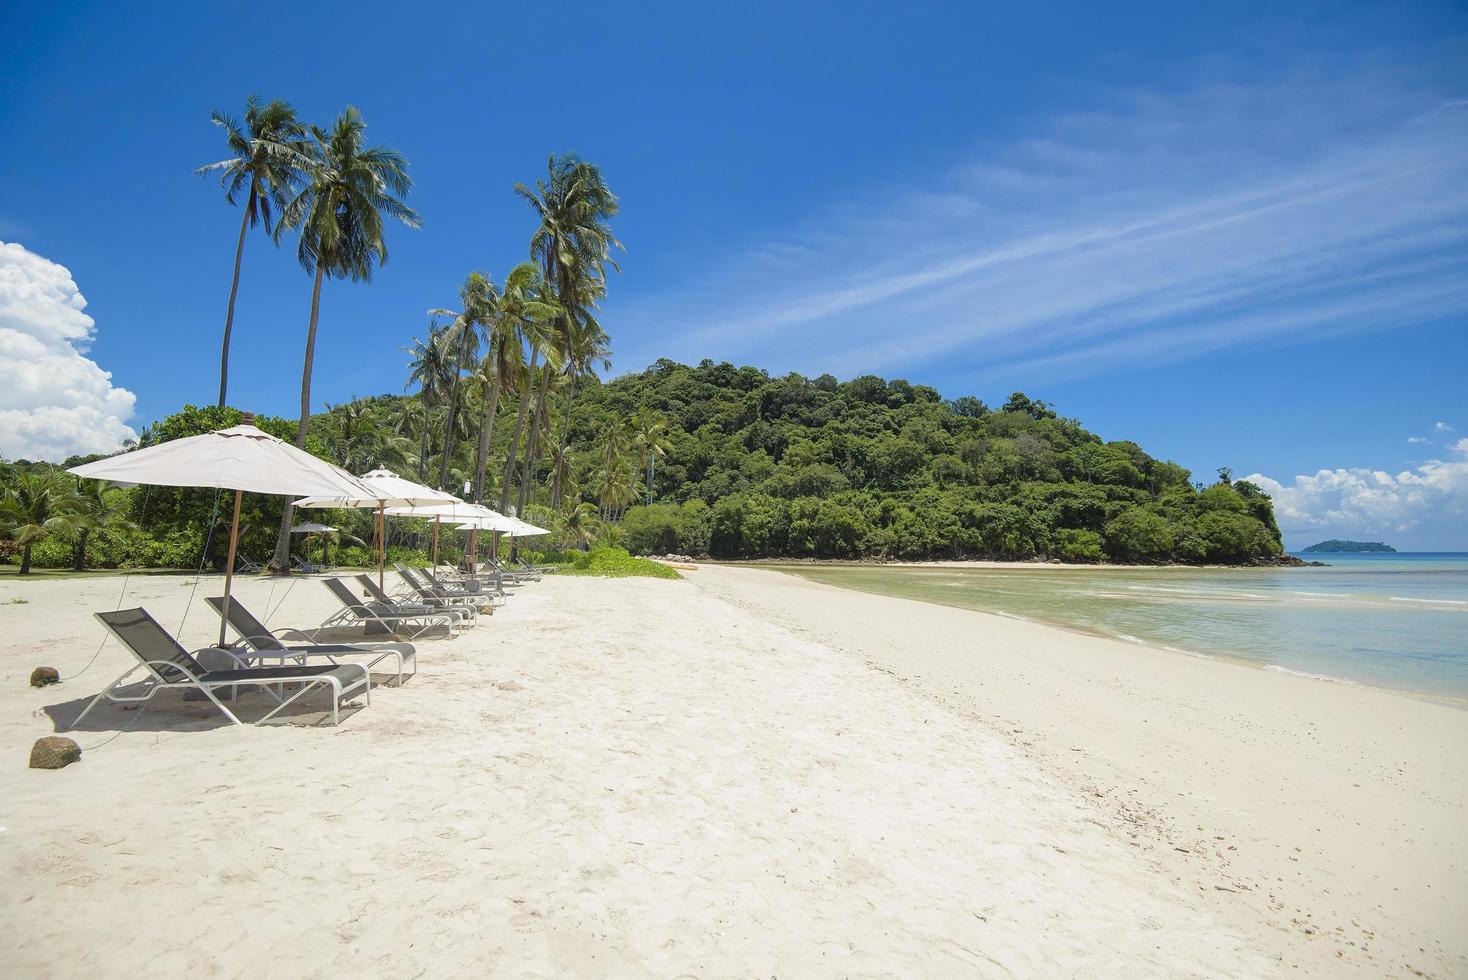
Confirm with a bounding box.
[1,94,1289,573]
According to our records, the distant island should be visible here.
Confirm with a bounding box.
[1301,540,1396,553]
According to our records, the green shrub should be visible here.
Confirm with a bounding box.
[1056,528,1105,562]
[558,546,680,579]
[1104,508,1175,561]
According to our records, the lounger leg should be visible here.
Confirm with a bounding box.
[69,665,154,730]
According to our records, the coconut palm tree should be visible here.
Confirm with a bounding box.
[0,470,80,575]
[593,419,637,521]
[471,262,557,504]
[546,437,577,509]
[404,320,452,479]
[269,106,420,570]
[548,317,612,508]
[68,478,132,571]
[561,501,600,551]
[429,272,494,490]
[632,411,673,507]
[510,154,622,512]
[195,96,307,407]
[497,304,563,514]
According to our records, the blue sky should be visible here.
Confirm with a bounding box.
[1,0,1465,547]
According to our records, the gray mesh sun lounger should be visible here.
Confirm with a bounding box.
[321,578,462,639]
[356,574,478,627]
[397,565,504,609]
[206,596,417,685]
[75,608,370,727]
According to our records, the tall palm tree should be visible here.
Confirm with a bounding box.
[549,316,611,508]
[0,470,79,575]
[632,412,673,507]
[546,437,577,509]
[509,154,622,513]
[269,106,420,571]
[468,263,558,504]
[403,321,452,480]
[594,419,635,521]
[195,96,307,407]
[429,272,494,490]
[496,285,563,514]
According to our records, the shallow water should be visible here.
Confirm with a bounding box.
[771,553,1468,698]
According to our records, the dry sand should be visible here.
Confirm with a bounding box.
[0,566,1462,977]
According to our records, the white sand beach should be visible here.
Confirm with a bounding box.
[2,566,1464,977]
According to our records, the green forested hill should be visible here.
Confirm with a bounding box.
[561,359,1284,563]
[4,361,1286,570]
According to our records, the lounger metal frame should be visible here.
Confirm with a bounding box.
[206,596,417,686]
[75,609,370,728]
[321,578,462,639]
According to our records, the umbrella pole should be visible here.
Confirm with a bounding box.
[220,488,243,647]
[432,516,440,570]
[377,501,386,591]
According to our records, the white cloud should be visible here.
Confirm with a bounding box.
[0,241,137,461]
[1435,421,1455,432]
[1408,436,1428,444]
[612,66,1468,383]
[1245,437,1468,543]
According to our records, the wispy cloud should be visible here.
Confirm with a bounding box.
[614,67,1468,382]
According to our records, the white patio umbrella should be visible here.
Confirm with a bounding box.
[294,468,459,590]
[67,415,378,645]
[289,522,337,533]
[499,516,550,537]
[382,499,508,568]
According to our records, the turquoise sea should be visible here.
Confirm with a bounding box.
[774,553,1468,700]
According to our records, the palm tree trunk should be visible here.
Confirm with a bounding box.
[218,187,254,407]
[647,455,655,507]
[20,542,32,576]
[73,527,90,572]
[437,328,473,490]
[549,377,581,509]
[517,366,552,514]
[472,380,502,503]
[417,409,431,481]
[273,264,325,571]
[498,347,540,512]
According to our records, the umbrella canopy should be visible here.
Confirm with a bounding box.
[292,468,459,510]
[450,509,519,532]
[68,422,374,498]
[290,522,337,533]
[385,500,511,570]
[67,417,376,645]
[294,469,460,589]
[500,517,550,537]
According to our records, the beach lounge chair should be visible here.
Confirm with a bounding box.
[487,558,536,584]
[206,596,417,686]
[400,565,505,609]
[511,557,544,580]
[356,574,478,627]
[74,608,370,728]
[292,554,327,574]
[236,554,264,573]
[321,577,462,639]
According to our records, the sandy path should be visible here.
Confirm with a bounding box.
[0,571,1279,977]
[691,563,1468,979]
